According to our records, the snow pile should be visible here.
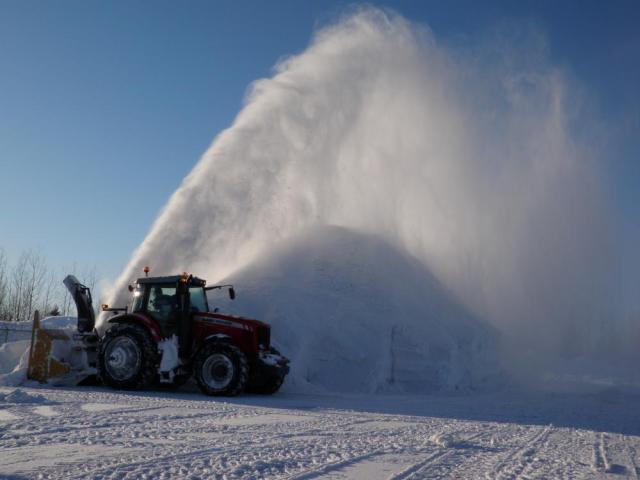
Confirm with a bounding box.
[0,340,31,386]
[0,316,79,386]
[428,432,456,449]
[0,388,47,404]
[214,226,501,393]
[40,316,80,330]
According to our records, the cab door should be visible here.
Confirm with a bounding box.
[146,285,179,338]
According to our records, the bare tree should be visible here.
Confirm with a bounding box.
[81,265,98,297]
[9,251,28,321]
[60,261,78,316]
[0,248,100,321]
[81,265,101,317]
[0,248,8,319]
[38,268,58,317]
[23,249,47,320]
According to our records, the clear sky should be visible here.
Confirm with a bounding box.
[1,0,638,285]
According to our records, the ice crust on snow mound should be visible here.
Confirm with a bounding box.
[214,226,502,393]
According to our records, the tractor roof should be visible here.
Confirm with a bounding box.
[137,275,206,287]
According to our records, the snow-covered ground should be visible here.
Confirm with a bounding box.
[1,384,639,479]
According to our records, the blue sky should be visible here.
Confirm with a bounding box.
[1,0,638,284]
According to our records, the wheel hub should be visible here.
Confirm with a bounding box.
[104,336,141,382]
[202,353,234,390]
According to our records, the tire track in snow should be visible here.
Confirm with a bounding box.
[25,402,468,478]
[626,434,640,480]
[0,408,245,448]
[6,387,639,479]
[386,430,486,480]
[592,431,613,474]
[43,412,390,479]
[64,429,365,479]
[487,424,553,480]
[282,422,492,480]
[284,448,388,479]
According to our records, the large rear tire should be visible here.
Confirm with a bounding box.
[99,323,159,390]
[194,342,248,396]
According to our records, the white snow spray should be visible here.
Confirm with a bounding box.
[105,8,637,390]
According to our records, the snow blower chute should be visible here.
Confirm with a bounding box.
[26,275,99,384]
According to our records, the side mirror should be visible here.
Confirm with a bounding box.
[229,287,236,300]
[101,304,109,311]
[128,284,134,292]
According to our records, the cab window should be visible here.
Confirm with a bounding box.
[130,285,145,312]
[189,287,208,312]
[148,286,178,320]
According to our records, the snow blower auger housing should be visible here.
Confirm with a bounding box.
[27,275,99,385]
[98,271,289,396]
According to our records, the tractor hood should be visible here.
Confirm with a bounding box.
[194,312,270,331]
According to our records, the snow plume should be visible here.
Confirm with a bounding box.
[105,8,632,389]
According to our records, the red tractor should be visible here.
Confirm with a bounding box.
[51,272,290,396]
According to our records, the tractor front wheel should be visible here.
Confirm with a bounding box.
[194,343,248,396]
[247,373,285,394]
[99,323,159,390]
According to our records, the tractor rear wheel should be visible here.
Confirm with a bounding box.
[194,342,248,396]
[99,323,159,390]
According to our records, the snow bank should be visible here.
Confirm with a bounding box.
[0,316,78,386]
[0,321,31,343]
[214,226,502,393]
[0,340,30,386]
[0,388,47,404]
[39,316,78,330]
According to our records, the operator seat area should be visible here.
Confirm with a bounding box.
[148,286,179,337]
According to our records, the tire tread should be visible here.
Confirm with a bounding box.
[195,342,248,396]
[98,323,159,390]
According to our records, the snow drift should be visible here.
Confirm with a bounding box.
[104,8,631,390]
[0,340,30,386]
[0,317,80,386]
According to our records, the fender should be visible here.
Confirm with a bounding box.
[203,333,232,343]
[107,313,163,342]
[193,333,233,358]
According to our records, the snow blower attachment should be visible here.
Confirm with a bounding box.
[27,311,72,382]
[26,275,99,385]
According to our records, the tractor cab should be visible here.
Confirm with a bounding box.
[129,275,208,338]
[126,274,235,336]
[114,274,237,359]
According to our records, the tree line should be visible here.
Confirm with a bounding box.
[0,248,99,322]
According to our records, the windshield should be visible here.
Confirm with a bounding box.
[130,284,145,312]
[189,287,208,312]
